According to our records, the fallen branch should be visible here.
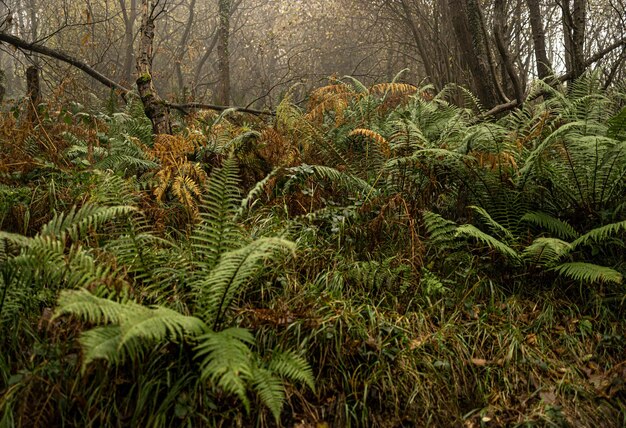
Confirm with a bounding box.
[168,102,275,116]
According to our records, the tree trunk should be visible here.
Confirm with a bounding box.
[26,65,40,121]
[136,0,170,135]
[217,0,231,105]
[120,0,137,86]
[562,0,586,81]
[493,0,524,103]
[399,0,436,88]
[0,69,5,103]
[448,0,499,108]
[571,0,586,78]
[526,0,552,79]
[175,0,196,97]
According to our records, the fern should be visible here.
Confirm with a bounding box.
[44,158,312,423]
[78,325,124,371]
[284,164,377,198]
[571,220,626,248]
[195,327,255,411]
[251,366,285,422]
[455,224,520,261]
[55,288,208,362]
[522,237,571,267]
[39,204,136,241]
[196,238,295,327]
[553,262,623,284]
[521,212,579,240]
[422,211,459,249]
[468,205,515,242]
[607,107,626,140]
[267,350,316,392]
[191,156,243,270]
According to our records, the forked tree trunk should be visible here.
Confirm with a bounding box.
[136,0,171,134]
[493,0,523,103]
[448,0,499,108]
[562,0,587,81]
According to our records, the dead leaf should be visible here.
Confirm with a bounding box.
[539,389,557,404]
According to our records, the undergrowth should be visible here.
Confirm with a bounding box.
[1,72,625,427]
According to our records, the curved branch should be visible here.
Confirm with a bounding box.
[479,36,626,119]
[0,31,271,119]
[0,32,131,93]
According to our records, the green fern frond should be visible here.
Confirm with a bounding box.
[571,220,626,248]
[268,350,315,392]
[40,204,135,241]
[422,211,457,243]
[553,262,623,284]
[54,288,135,324]
[456,224,520,261]
[521,212,579,240]
[284,165,376,198]
[56,289,208,367]
[239,167,283,217]
[607,107,626,140]
[0,231,31,248]
[79,325,123,371]
[192,157,243,270]
[195,327,255,412]
[197,238,295,325]
[522,237,571,267]
[518,120,589,187]
[221,130,262,152]
[468,206,515,242]
[251,366,285,422]
[118,306,207,349]
[341,75,369,94]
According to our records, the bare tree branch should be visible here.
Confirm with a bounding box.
[0,31,130,93]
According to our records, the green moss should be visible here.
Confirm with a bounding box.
[136,72,152,85]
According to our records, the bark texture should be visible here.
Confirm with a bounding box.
[448,0,499,108]
[136,0,171,134]
[26,65,40,121]
[217,0,231,105]
[526,0,553,79]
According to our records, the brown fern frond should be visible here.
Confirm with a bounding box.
[154,168,172,201]
[369,83,418,96]
[349,129,391,158]
[152,134,195,164]
[257,128,299,167]
[474,151,519,171]
[309,84,353,104]
[305,94,350,125]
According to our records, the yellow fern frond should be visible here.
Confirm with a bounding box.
[173,175,200,209]
[475,151,518,171]
[305,94,350,124]
[152,135,195,165]
[309,84,353,103]
[349,129,391,158]
[369,83,417,96]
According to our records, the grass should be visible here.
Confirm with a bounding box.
[1,74,625,426]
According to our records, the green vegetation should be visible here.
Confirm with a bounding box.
[1,73,625,427]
